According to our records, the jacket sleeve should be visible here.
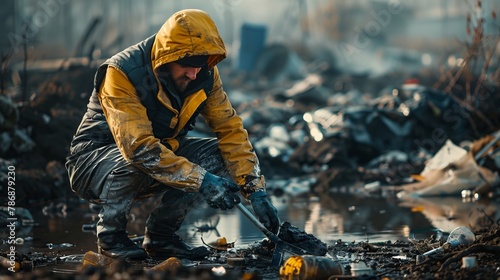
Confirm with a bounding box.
[201,67,266,198]
[98,65,205,191]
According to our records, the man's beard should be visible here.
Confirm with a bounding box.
[157,70,190,94]
[172,76,191,93]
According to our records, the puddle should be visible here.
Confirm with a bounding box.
[3,192,500,261]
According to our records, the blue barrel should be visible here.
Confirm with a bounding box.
[238,23,267,71]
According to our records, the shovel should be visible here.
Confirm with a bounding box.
[236,203,313,267]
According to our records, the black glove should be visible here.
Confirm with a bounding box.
[249,191,280,234]
[200,172,240,210]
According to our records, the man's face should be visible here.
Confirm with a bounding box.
[160,62,202,93]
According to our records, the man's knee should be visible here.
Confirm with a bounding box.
[70,155,152,202]
[99,164,153,200]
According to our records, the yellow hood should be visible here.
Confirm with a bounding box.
[151,9,227,72]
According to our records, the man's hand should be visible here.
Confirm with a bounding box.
[200,172,240,210]
[249,191,280,234]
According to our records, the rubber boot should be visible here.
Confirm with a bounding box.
[98,231,147,261]
[143,188,210,260]
[142,229,210,260]
[93,158,153,261]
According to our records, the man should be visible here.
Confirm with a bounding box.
[66,9,279,261]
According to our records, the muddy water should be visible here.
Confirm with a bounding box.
[4,192,500,260]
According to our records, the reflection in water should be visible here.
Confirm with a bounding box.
[283,193,420,243]
[399,196,500,234]
[273,192,500,244]
[3,193,499,257]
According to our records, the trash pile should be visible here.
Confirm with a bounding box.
[0,43,499,204]
[206,45,500,198]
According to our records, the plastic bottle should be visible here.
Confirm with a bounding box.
[423,226,475,256]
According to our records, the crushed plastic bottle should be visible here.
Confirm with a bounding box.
[422,226,475,256]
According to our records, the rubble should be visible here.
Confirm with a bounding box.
[0,5,499,279]
[2,224,500,279]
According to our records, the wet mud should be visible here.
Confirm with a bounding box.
[2,224,500,279]
[277,221,328,256]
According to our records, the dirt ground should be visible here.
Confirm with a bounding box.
[1,222,500,279]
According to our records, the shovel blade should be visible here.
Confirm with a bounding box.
[271,240,311,267]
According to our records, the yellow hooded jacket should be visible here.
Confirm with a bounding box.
[95,9,264,196]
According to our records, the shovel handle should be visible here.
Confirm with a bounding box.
[236,203,280,244]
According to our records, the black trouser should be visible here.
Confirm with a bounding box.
[66,137,227,239]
